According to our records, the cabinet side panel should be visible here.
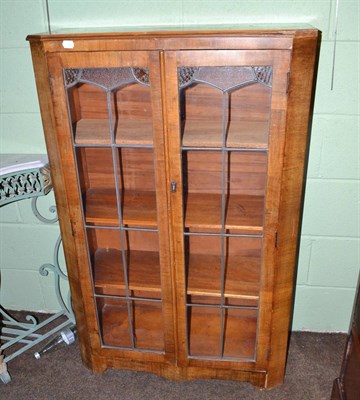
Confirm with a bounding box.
[266,32,320,388]
[28,42,95,370]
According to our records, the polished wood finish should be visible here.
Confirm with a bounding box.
[28,26,319,388]
[28,43,96,370]
[265,30,321,387]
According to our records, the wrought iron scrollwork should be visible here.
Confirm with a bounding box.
[31,196,58,224]
[39,235,74,319]
[0,160,75,369]
[0,210,75,365]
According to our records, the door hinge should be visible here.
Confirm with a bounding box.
[275,232,278,248]
[286,71,291,94]
[171,181,177,193]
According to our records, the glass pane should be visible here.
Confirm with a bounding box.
[76,147,118,226]
[66,66,165,355]
[186,235,261,307]
[116,147,157,228]
[223,308,257,359]
[96,298,164,351]
[88,229,161,299]
[96,297,131,348]
[188,306,257,359]
[132,300,164,352]
[64,67,152,145]
[67,83,111,144]
[188,306,220,357]
[75,147,158,228]
[178,66,272,149]
[88,228,125,296]
[182,150,267,234]
[113,84,153,145]
[180,65,270,362]
[96,297,164,351]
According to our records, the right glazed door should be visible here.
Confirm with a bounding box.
[165,50,291,369]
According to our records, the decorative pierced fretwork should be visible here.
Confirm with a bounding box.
[0,170,45,204]
[198,66,255,91]
[132,67,150,86]
[80,68,134,89]
[178,67,199,88]
[253,66,273,86]
[64,68,83,86]
[178,65,273,91]
[64,67,150,89]
[65,66,271,91]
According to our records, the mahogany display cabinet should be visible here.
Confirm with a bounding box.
[27,26,319,388]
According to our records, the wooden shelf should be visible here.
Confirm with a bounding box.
[187,254,260,302]
[74,119,110,144]
[85,190,263,232]
[188,306,257,359]
[115,119,153,146]
[74,118,268,149]
[75,118,153,145]
[93,248,161,296]
[182,120,268,149]
[185,193,264,233]
[99,301,164,351]
[85,189,157,227]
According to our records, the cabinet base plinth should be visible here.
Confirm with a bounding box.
[85,355,271,388]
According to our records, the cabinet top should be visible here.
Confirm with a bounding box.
[27,23,319,41]
[27,24,319,53]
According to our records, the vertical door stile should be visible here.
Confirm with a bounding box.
[149,50,176,361]
[163,51,189,366]
[45,53,100,360]
[256,51,292,369]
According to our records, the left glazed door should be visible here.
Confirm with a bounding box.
[46,51,175,363]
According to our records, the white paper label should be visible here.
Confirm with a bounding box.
[62,40,74,49]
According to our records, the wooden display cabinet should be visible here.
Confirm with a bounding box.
[27,26,319,388]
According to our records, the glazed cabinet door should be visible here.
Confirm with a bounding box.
[46,51,174,363]
[164,50,291,370]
